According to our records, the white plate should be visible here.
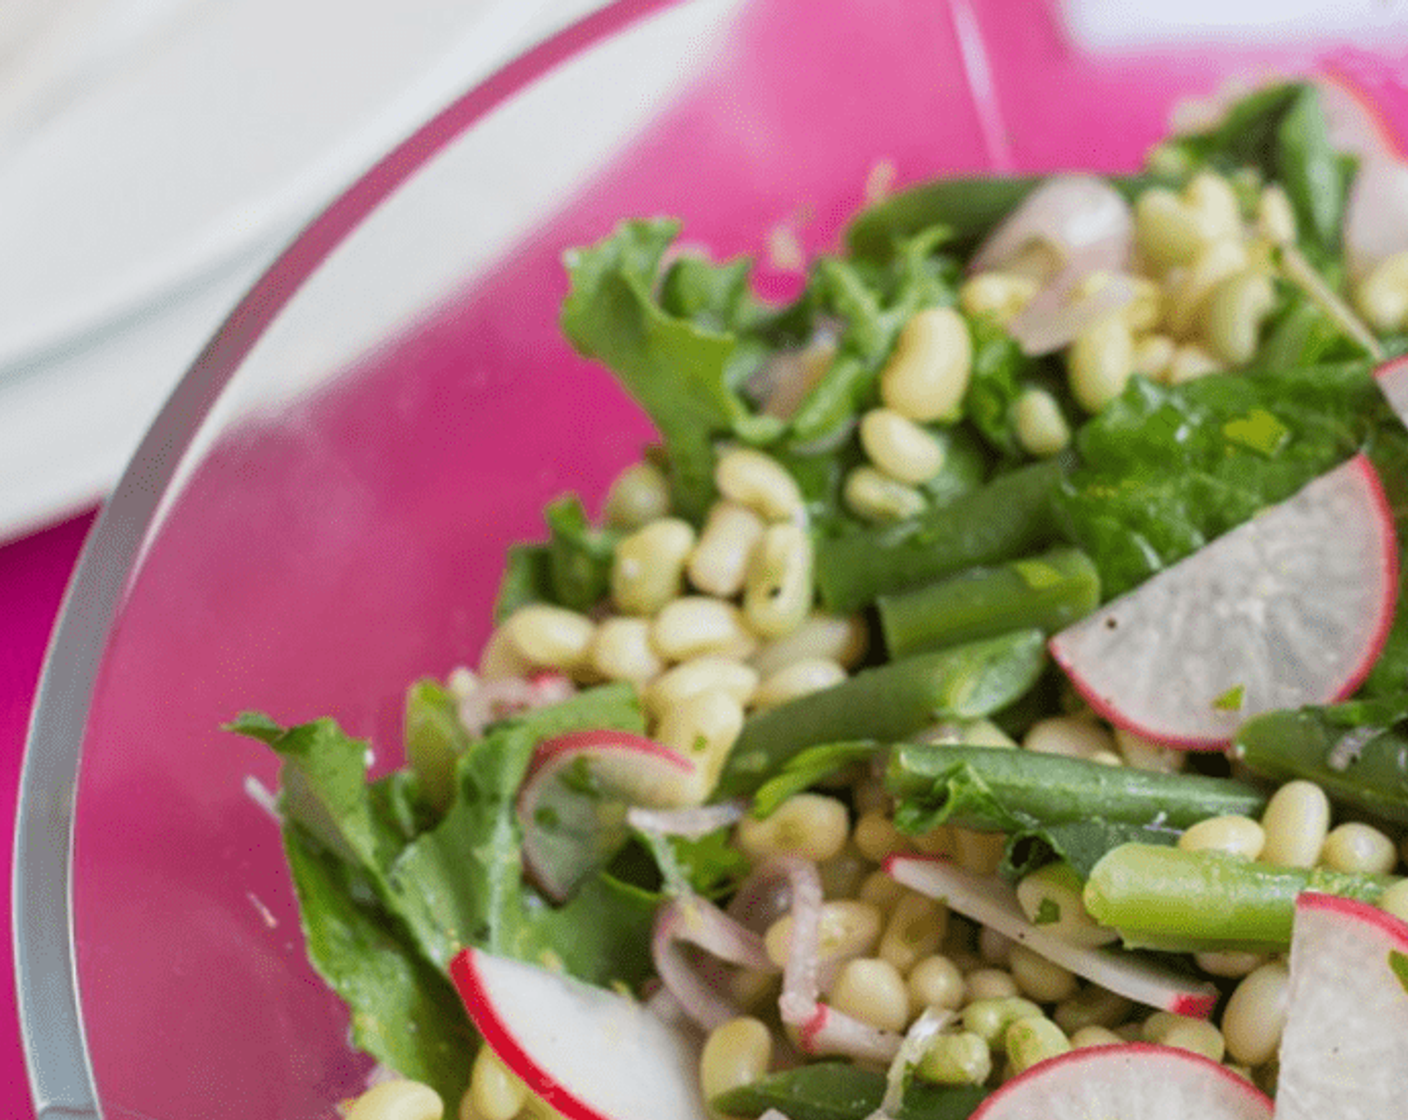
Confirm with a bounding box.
[0,0,609,540]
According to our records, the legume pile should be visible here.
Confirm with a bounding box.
[238,76,1408,1120]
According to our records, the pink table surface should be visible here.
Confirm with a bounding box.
[3,510,95,1120]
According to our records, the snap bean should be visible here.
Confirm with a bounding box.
[715,630,1047,797]
[877,547,1100,658]
[1083,842,1393,951]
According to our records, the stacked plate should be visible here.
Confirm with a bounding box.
[0,0,606,538]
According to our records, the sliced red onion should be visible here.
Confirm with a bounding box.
[1007,270,1135,356]
[969,175,1133,281]
[627,800,747,840]
[727,860,798,935]
[968,175,1134,356]
[652,895,778,1031]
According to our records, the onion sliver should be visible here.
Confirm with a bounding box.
[651,894,776,1031]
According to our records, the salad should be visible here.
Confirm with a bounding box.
[233,76,1408,1120]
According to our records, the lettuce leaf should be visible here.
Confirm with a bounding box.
[227,682,656,1094]
[1057,363,1385,597]
[283,823,476,1104]
[560,219,781,519]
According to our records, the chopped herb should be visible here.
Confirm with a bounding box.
[1034,898,1062,925]
[1222,408,1292,457]
[1390,950,1408,995]
[1213,684,1246,712]
[1012,558,1065,591]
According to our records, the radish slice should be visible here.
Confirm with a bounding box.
[518,729,697,902]
[1318,73,1408,281]
[1343,157,1408,282]
[1049,456,1398,749]
[886,855,1218,1017]
[450,947,709,1120]
[1274,893,1408,1119]
[1318,74,1403,163]
[967,1043,1272,1120]
[769,857,903,1063]
[1376,353,1408,426]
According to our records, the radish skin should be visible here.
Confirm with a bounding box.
[1050,455,1398,749]
[451,947,709,1120]
[967,1042,1272,1119]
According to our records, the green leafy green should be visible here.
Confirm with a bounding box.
[750,740,880,818]
[227,683,655,1098]
[560,219,781,519]
[1057,365,1383,597]
[963,314,1039,456]
[405,679,471,813]
[1001,818,1181,880]
[493,543,553,623]
[630,824,751,901]
[787,227,959,445]
[544,494,618,612]
[283,824,476,1105]
[419,683,649,970]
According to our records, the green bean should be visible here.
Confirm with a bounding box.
[877,547,1100,658]
[1083,843,1393,951]
[1233,705,1408,825]
[715,630,1048,797]
[815,459,1066,613]
[710,1062,987,1120]
[887,744,1267,835]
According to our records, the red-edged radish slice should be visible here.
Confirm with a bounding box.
[1274,893,1408,1119]
[1318,73,1408,282]
[518,729,697,902]
[450,947,708,1120]
[1343,157,1408,282]
[1049,456,1398,749]
[886,854,1218,1017]
[1317,73,1403,163]
[967,1043,1272,1120]
[1376,354,1408,427]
